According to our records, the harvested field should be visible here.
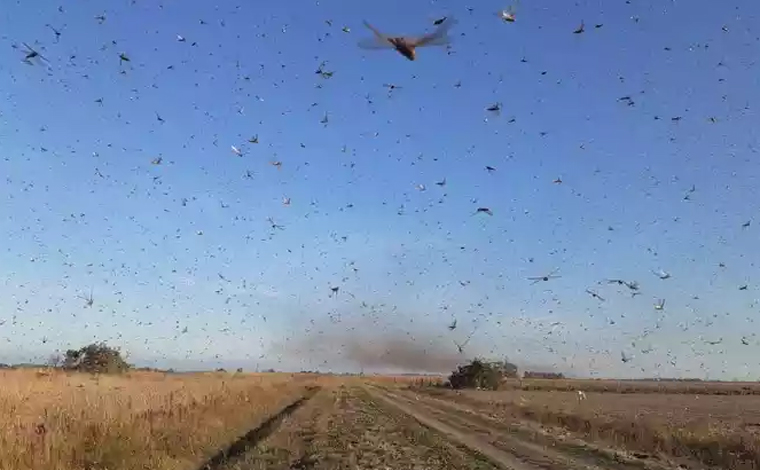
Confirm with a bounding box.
[499,378,760,395]
[418,385,759,469]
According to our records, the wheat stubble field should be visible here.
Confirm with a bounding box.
[1,369,755,470]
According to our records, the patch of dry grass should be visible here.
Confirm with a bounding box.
[0,369,314,470]
[363,374,445,388]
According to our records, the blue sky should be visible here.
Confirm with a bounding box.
[0,0,759,379]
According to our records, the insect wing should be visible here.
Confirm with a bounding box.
[357,36,394,50]
[409,34,449,48]
[359,21,395,49]
[414,16,457,47]
[362,21,391,41]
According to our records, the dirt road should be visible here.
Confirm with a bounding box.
[371,387,687,470]
[209,385,683,470]
[366,388,544,470]
[214,384,499,469]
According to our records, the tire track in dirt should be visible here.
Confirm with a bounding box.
[224,385,502,469]
[369,387,660,470]
[366,387,544,470]
[408,388,686,470]
[196,386,321,470]
[317,386,501,469]
[218,385,335,470]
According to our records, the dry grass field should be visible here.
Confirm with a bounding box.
[420,382,759,469]
[1,368,753,470]
[0,368,318,470]
[0,368,438,470]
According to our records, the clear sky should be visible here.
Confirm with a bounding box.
[0,0,759,379]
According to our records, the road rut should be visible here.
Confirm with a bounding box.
[367,387,542,470]
[368,387,677,470]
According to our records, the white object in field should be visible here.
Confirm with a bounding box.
[577,390,587,401]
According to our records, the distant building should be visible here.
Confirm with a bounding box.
[524,371,565,379]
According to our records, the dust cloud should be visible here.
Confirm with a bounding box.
[269,310,571,376]
[272,323,480,374]
[341,332,465,373]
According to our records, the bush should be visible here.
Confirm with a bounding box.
[62,342,131,374]
[448,358,511,390]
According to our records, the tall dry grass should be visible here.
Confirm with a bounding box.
[0,369,313,470]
